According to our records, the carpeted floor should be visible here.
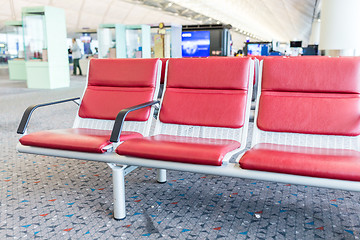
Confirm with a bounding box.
[1,74,359,239]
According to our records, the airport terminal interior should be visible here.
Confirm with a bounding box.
[1,0,360,239]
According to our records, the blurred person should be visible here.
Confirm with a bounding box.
[71,38,82,75]
[235,49,243,57]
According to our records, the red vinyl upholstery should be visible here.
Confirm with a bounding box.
[79,87,155,121]
[240,57,360,181]
[116,58,252,165]
[240,143,360,181]
[262,57,360,93]
[78,58,159,120]
[87,58,158,88]
[19,59,159,154]
[116,135,240,166]
[257,57,360,136]
[20,128,143,153]
[159,58,251,128]
[166,58,249,90]
[257,92,360,136]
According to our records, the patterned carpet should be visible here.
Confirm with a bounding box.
[1,75,360,239]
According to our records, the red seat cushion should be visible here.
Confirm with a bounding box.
[257,92,360,136]
[239,143,360,181]
[262,57,360,94]
[160,88,248,128]
[19,128,143,153]
[159,58,251,128]
[78,58,159,120]
[116,134,241,166]
[257,57,360,136]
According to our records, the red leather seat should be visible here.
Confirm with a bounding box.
[240,143,360,181]
[116,134,240,166]
[18,59,161,154]
[115,57,252,166]
[20,128,143,153]
[78,58,159,120]
[240,57,360,182]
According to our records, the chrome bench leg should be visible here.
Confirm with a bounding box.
[108,163,126,220]
[157,168,167,183]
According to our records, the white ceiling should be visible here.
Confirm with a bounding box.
[168,0,320,43]
[0,0,320,48]
[0,0,196,31]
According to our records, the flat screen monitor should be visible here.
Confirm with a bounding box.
[303,45,318,55]
[182,31,210,57]
[290,41,302,48]
[247,43,270,56]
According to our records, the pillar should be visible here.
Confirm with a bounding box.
[319,0,360,56]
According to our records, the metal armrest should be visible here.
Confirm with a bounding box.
[17,97,81,134]
[110,100,160,143]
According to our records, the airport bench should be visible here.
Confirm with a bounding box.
[239,56,360,187]
[17,58,161,218]
[105,56,360,219]
[17,57,254,220]
[18,56,360,221]
[101,57,255,219]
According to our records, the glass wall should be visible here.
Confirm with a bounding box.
[23,14,47,61]
[6,25,24,58]
[126,29,142,58]
[98,27,116,58]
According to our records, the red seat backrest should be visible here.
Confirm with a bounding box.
[159,58,251,128]
[78,58,160,121]
[257,57,360,136]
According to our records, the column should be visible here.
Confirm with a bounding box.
[319,0,360,56]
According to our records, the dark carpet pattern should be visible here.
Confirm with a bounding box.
[0,75,359,239]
